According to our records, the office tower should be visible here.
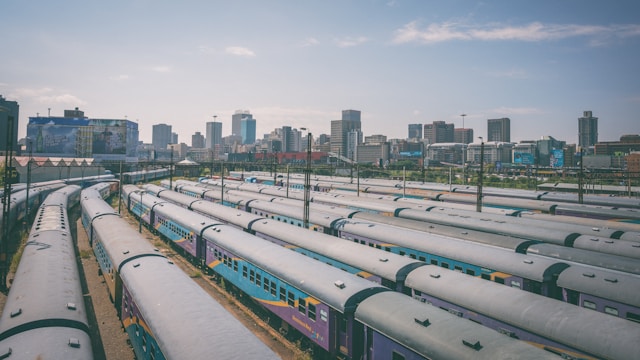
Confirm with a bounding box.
[330,109,362,156]
[171,132,178,144]
[232,110,256,144]
[454,128,474,144]
[0,95,19,152]
[206,121,222,149]
[408,124,423,139]
[578,111,598,149]
[152,123,172,150]
[241,116,256,144]
[424,121,454,144]
[487,118,511,142]
[346,129,363,161]
[192,132,205,148]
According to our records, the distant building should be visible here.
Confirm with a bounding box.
[536,136,566,167]
[426,143,465,165]
[330,109,362,157]
[578,111,598,149]
[191,131,205,148]
[171,132,178,145]
[357,142,389,166]
[408,124,422,140]
[232,110,256,144]
[595,134,640,156]
[206,121,222,149]
[454,128,474,144]
[27,109,139,161]
[64,107,85,118]
[346,129,363,161]
[364,134,386,144]
[424,121,454,144]
[0,95,19,153]
[467,141,514,164]
[152,123,172,150]
[487,118,511,142]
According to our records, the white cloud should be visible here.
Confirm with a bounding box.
[9,87,86,106]
[393,21,640,45]
[151,66,171,73]
[335,36,369,48]
[301,37,319,47]
[110,74,129,81]
[225,46,256,57]
[198,45,216,54]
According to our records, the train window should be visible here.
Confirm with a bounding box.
[430,259,438,265]
[481,273,490,280]
[418,256,426,262]
[369,243,374,247]
[510,280,521,288]
[340,318,347,332]
[604,306,619,316]
[242,266,248,278]
[308,303,316,322]
[410,254,416,259]
[454,265,462,272]
[264,279,270,292]
[279,287,287,302]
[466,269,475,276]
[494,277,505,285]
[256,273,262,287]
[250,270,255,283]
[298,299,306,314]
[441,262,450,269]
[385,247,391,252]
[287,292,295,308]
[271,282,277,297]
[233,260,238,272]
[392,351,406,360]
[626,312,640,323]
[583,300,597,310]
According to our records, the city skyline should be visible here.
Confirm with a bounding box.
[2,1,639,144]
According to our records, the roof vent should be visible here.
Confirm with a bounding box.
[379,258,388,262]
[10,309,22,318]
[430,274,441,279]
[334,280,346,289]
[414,318,430,327]
[68,338,81,348]
[523,259,533,264]
[582,272,595,278]
[66,303,77,311]
[462,339,483,351]
[592,227,600,232]
[604,278,618,283]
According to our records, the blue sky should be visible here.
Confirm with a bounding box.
[2,0,639,144]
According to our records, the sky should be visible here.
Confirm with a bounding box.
[1,0,639,145]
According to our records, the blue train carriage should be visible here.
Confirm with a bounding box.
[0,188,93,359]
[354,291,558,360]
[335,220,570,297]
[125,186,167,227]
[557,265,640,323]
[404,265,640,360]
[118,254,279,359]
[200,223,388,359]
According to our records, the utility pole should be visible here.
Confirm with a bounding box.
[477,137,484,212]
[301,129,312,229]
[220,161,225,205]
[578,149,584,204]
[169,148,174,190]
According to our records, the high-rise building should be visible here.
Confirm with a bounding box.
[408,124,422,140]
[0,95,19,153]
[424,121,454,144]
[454,128,474,144]
[206,121,222,149]
[578,111,598,149]
[487,118,511,142]
[346,129,363,161]
[171,132,178,145]
[192,131,205,148]
[232,110,256,144]
[330,109,362,156]
[241,117,256,144]
[152,123,172,150]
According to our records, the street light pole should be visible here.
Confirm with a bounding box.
[477,137,484,212]
[301,128,312,229]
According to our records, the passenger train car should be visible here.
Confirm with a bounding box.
[140,183,640,360]
[122,185,558,360]
[119,168,170,184]
[81,184,278,360]
[0,185,92,359]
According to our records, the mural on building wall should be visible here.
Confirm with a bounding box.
[550,149,564,168]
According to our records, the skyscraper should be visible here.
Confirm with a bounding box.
[408,124,422,140]
[487,118,511,142]
[454,128,474,144]
[152,123,172,150]
[330,109,362,156]
[424,121,454,144]
[206,121,222,149]
[578,111,598,149]
[192,132,205,148]
[0,95,19,152]
[232,110,255,143]
[241,117,256,144]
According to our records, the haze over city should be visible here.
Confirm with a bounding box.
[2,0,639,144]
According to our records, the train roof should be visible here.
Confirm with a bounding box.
[120,256,278,359]
[202,224,389,314]
[556,265,640,307]
[337,220,570,282]
[249,218,425,284]
[527,243,640,275]
[354,291,558,360]
[404,266,640,360]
